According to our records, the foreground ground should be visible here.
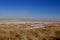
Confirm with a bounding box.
[0,22,60,40]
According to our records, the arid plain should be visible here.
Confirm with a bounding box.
[0,19,60,40]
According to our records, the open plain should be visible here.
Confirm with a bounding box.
[0,20,60,40]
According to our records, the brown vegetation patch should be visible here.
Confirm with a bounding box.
[0,23,60,40]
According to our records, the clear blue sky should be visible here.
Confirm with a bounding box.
[0,0,60,19]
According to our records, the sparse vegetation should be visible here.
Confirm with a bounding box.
[0,23,60,40]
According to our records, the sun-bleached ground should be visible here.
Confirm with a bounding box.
[0,20,60,40]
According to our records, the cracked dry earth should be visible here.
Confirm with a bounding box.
[0,22,60,40]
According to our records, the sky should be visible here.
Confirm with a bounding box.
[0,0,60,20]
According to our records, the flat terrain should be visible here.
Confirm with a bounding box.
[0,20,60,40]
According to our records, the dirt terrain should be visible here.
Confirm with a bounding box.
[0,20,60,40]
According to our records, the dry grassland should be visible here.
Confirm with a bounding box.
[0,23,60,40]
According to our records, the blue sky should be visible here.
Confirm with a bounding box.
[0,0,60,19]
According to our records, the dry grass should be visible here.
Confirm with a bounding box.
[0,23,60,40]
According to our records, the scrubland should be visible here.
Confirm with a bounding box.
[0,23,60,40]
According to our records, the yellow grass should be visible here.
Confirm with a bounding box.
[0,23,60,40]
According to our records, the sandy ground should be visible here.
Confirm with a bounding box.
[0,20,60,24]
[0,20,60,30]
[0,20,60,40]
